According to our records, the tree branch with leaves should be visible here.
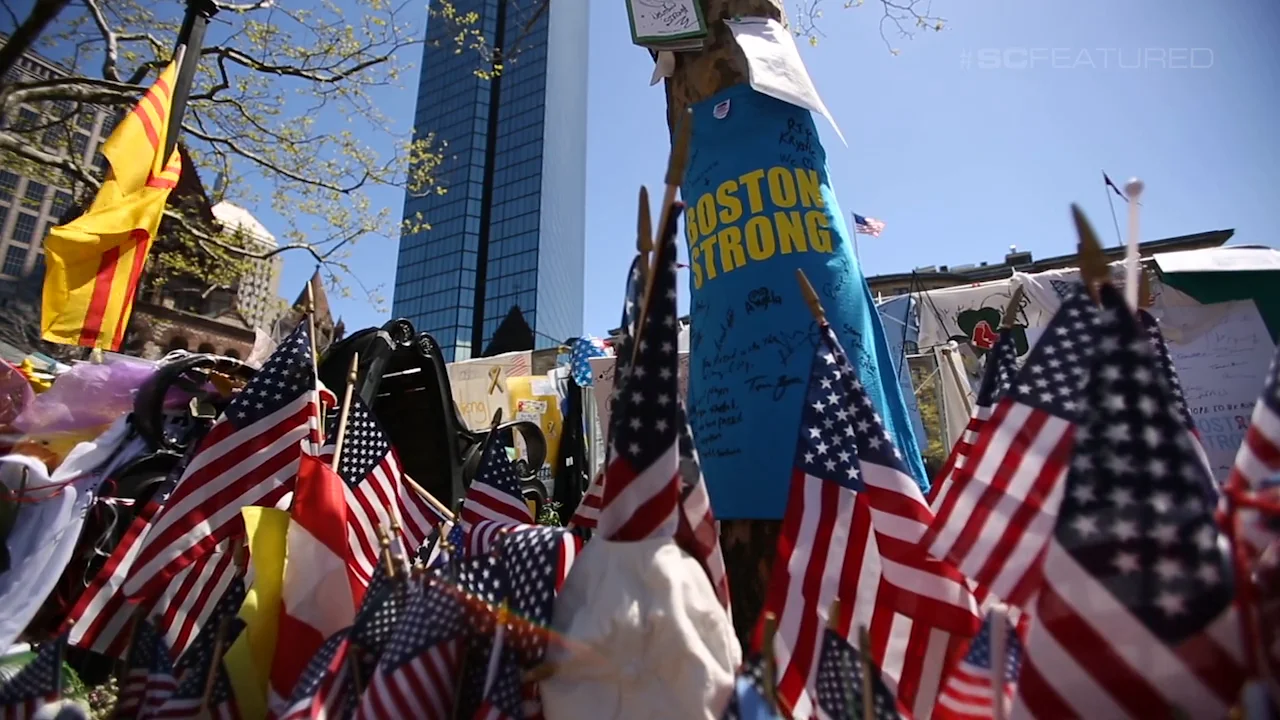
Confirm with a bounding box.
[0,0,449,307]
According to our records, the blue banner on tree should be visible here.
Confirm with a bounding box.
[682,84,928,519]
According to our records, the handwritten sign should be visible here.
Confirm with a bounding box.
[446,351,531,430]
[682,86,928,519]
[1164,300,1276,481]
[506,375,563,492]
[626,0,707,45]
[589,354,690,451]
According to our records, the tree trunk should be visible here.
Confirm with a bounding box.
[664,0,788,651]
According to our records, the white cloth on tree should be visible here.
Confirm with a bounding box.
[540,536,741,720]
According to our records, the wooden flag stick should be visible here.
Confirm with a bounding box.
[198,616,231,715]
[331,352,359,469]
[989,603,1010,720]
[376,524,397,580]
[762,612,779,714]
[1071,204,1108,304]
[795,269,827,326]
[827,598,857,719]
[638,186,653,263]
[1000,286,1025,330]
[403,474,455,523]
[858,625,875,720]
[305,278,324,438]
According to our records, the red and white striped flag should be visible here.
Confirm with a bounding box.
[566,470,604,531]
[594,206,684,543]
[459,441,535,556]
[114,620,179,718]
[1013,286,1246,718]
[121,323,322,602]
[268,454,359,714]
[922,287,1102,608]
[1226,345,1280,554]
[932,607,1027,720]
[675,403,730,613]
[761,327,980,720]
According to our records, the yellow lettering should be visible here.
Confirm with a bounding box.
[718,226,746,273]
[805,211,833,252]
[716,181,742,224]
[767,167,797,208]
[696,194,719,238]
[744,216,776,261]
[699,236,720,280]
[686,205,700,246]
[774,211,807,254]
[796,169,823,208]
[690,244,704,289]
[739,170,766,214]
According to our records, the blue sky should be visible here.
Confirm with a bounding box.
[15,0,1280,337]
[290,0,1280,337]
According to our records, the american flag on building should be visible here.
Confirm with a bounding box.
[927,325,1019,508]
[1013,287,1245,718]
[122,323,321,602]
[595,205,684,543]
[0,635,66,720]
[761,325,979,719]
[932,610,1025,720]
[923,286,1102,608]
[853,214,886,237]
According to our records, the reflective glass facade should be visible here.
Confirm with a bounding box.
[395,0,587,362]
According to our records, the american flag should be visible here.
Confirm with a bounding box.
[932,610,1024,720]
[1012,287,1245,718]
[0,635,65,720]
[492,525,582,666]
[1226,344,1280,554]
[675,402,731,613]
[123,323,321,601]
[927,326,1019,508]
[277,629,354,720]
[472,649,523,720]
[1139,309,1217,497]
[853,213,886,237]
[923,286,1102,608]
[718,657,778,720]
[567,471,604,531]
[355,575,470,719]
[151,577,246,720]
[115,620,179,718]
[319,394,445,588]
[762,327,979,720]
[595,205,683,542]
[65,484,240,662]
[460,439,534,555]
[813,628,903,720]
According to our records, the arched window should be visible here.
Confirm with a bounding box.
[225,348,241,360]
[167,336,189,352]
[197,342,216,354]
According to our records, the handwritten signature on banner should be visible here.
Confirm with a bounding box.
[684,166,834,289]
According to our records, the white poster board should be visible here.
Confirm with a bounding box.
[589,353,690,450]
[446,351,532,431]
[1164,300,1276,481]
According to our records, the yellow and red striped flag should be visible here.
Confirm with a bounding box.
[41,59,184,351]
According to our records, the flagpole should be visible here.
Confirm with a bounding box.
[1123,178,1145,311]
[163,0,219,161]
[1102,171,1124,246]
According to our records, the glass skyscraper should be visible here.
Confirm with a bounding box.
[394,0,588,361]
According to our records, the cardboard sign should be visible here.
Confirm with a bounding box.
[446,351,531,430]
[589,354,691,452]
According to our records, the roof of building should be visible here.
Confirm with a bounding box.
[211,201,277,248]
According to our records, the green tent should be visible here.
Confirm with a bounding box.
[1154,246,1280,342]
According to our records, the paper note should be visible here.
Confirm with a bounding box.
[627,0,707,44]
[1164,300,1275,481]
[590,354,690,450]
[725,17,845,146]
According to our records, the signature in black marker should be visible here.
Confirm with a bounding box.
[744,374,804,401]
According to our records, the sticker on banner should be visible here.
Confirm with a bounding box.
[713,99,731,119]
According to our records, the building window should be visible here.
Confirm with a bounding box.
[0,171,17,203]
[167,336,190,352]
[225,348,241,360]
[11,213,37,245]
[197,342,216,353]
[50,191,72,220]
[22,181,46,210]
[70,133,88,160]
[16,107,39,130]
[2,245,28,276]
[32,252,45,277]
